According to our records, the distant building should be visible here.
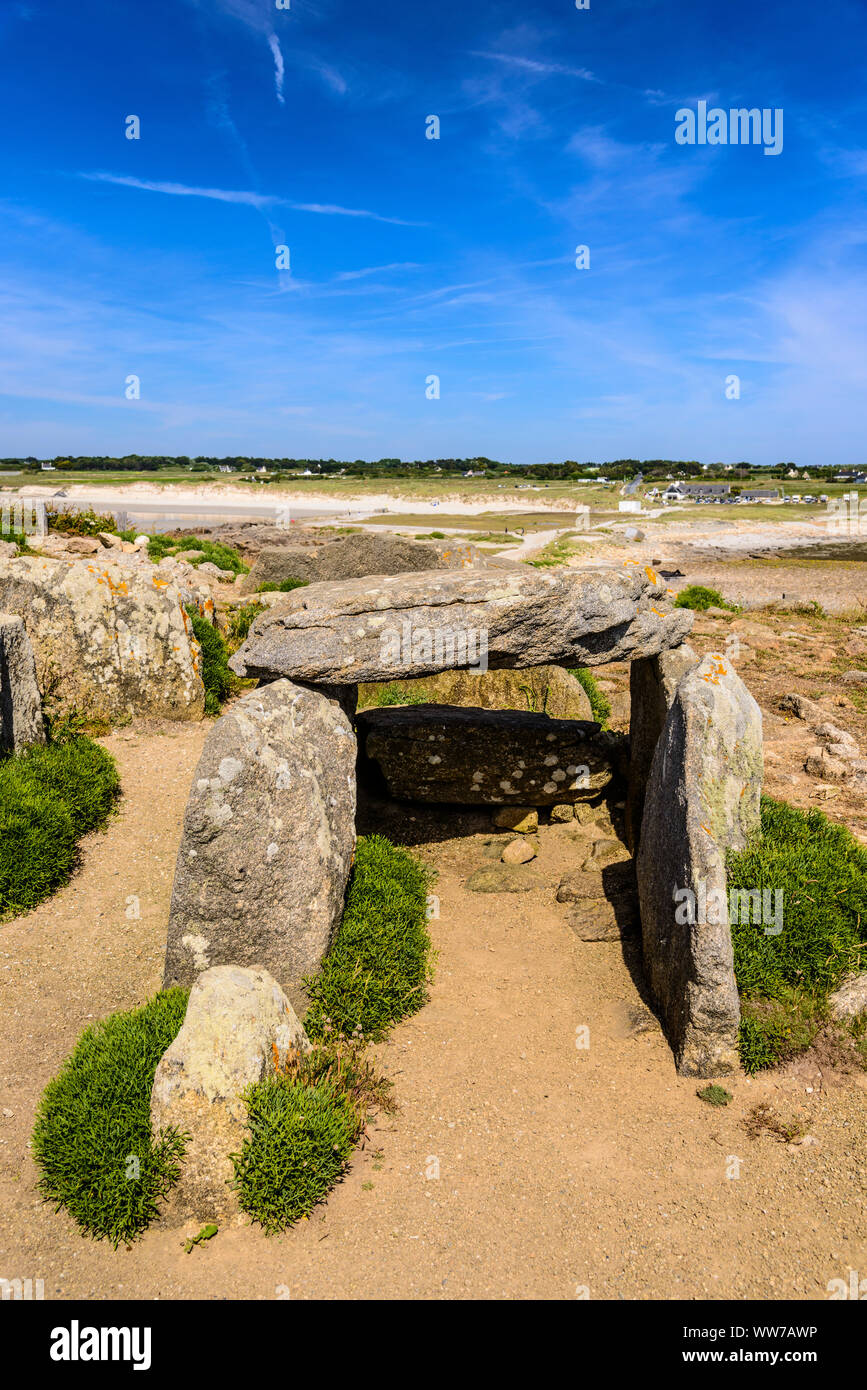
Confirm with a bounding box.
[40,461,56,471]
[664,481,731,500]
[739,488,782,502]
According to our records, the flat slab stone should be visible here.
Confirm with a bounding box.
[636,653,762,1077]
[358,704,618,805]
[229,566,694,685]
[240,532,483,593]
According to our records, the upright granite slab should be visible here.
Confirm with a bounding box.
[625,643,698,852]
[163,679,356,1016]
[229,566,694,685]
[358,704,620,804]
[0,555,204,722]
[0,612,45,754]
[636,653,762,1077]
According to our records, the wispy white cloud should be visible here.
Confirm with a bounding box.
[78,172,424,225]
[307,59,347,95]
[335,262,420,281]
[470,50,597,83]
[267,33,285,104]
[81,172,279,210]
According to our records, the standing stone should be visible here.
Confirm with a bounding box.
[163,679,356,1016]
[625,643,698,851]
[636,653,762,1077]
[0,613,45,754]
[150,966,310,1221]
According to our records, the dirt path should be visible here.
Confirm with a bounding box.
[1,723,866,1300]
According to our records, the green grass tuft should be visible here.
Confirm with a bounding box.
[230,1077,361,1234]
[674,584,734,612]
[256,578,309,593]
[728,796,867,1071]
[186,607,234,714]
[304,835,433,1042]
[226,601,266,647]
[566,667,611,727]
[697,1083,733,1106]
[47,506,118,537]
[0,737,120,917]
[32,989,190,1246]
[368,683,430,708]
[146,533,248,575]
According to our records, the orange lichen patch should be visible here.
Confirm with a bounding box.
[88,566,129,596]
[151,575,171,590]
[650,606,665,616]
[699,654,728,687]
[700,823,712,835]
[645,566,658,585]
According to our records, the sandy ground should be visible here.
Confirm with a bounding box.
[2,682,866,1300]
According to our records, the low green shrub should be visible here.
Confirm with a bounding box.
[0,738,119,916]
[566,667,611,727]
[227,601,266,647]
[230,1077,360,1234]
[47,507,118,537]
[256,578,308,593]
[304,835,433,1041]
[697,1084,732,1107]
[32,989,189,1246]
[186,607,234,714]
[33,836,432,1243]
[728,796,867,1071]
[146,533,248,575]
[674,584,733,612]
[364,682,429,708]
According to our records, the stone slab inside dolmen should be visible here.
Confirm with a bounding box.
[161,564,763,1079]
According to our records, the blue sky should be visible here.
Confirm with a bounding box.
[1,0,866,465]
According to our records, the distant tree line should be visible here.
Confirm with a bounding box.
[0,456,861,481]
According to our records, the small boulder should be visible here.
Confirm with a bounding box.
[64,536,101,555]
[150,965,310,1221]
[566,896,638,940]
[827,973,867,1021]
[493,806,538,833]
[501,838,536,865]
